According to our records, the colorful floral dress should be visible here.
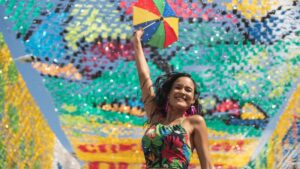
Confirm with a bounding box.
[142,121,192,169]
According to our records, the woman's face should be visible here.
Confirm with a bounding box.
[167,77,196,111]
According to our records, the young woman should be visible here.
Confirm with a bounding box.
[133,29,213,169]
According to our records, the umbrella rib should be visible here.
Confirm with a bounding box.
[143,17,163,30]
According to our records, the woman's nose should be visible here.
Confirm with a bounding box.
[178,90,187,96]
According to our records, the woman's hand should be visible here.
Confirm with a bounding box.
[133,28,144,44]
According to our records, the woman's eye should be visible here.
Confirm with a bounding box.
[185,88,192,92]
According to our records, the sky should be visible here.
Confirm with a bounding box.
[0,7,73,152]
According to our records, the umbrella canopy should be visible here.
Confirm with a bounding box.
[133,0,179,48]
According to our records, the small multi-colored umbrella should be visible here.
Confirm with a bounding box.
[133,0,179,48]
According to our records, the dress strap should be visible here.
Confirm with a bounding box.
[180,117,186,125]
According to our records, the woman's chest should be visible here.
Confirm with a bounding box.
[144,124,190,147]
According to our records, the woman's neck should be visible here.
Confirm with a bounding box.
[164,106,185,124]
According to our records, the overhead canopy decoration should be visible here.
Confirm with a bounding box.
[0,0,299,169]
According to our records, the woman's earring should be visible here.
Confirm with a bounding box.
[184,105,196,117]
[188,105,196,115]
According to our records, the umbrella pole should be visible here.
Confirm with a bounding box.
[143,21,158,30]
[143,17,163,30]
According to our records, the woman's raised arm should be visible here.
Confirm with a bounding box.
[133,29,156,118]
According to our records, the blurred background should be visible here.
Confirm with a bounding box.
[0,0,299,168]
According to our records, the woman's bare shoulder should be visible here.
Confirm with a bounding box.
[186,115,205,126]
